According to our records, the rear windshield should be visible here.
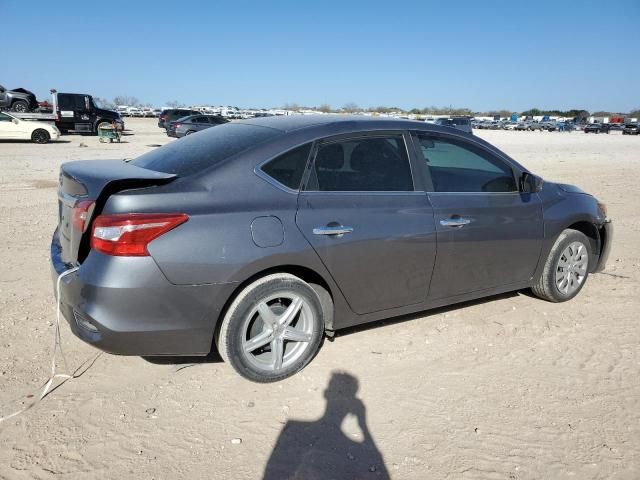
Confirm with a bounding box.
[132,123,281,176]
[451,118,470,125]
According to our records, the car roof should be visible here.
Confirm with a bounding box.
[235,114,441,133]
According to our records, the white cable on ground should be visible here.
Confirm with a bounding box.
[0,266,84,425]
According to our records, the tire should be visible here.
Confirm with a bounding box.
[185,130,195,135]
[217,273,324,382]
[11,100,29,113]
[531,229,591,302]
[31,129,50,144]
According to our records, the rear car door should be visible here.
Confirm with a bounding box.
[295,132,437,315]
[411,132,543,300]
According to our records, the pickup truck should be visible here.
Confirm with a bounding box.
[0,85,39,112]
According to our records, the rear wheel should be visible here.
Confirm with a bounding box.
[217,273,324,382]
[31,129,50,144]
[531,229,591,302]
[11,100,28,113]
[185,130,195,135]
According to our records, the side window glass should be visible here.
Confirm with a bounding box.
[261,143,312,190]
[307,136,413,192]
[0,112,12,121]
[416,135,517,193]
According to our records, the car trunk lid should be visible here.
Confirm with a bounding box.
[57,159,176,265]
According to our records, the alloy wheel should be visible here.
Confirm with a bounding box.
[241,292,314,372]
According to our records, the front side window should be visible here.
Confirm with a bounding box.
[261,143,312,190]
[415,134,517,193]
[306,135,413,192]
[0,112,12,122]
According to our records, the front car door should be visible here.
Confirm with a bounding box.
[0,112,23,139]
[295,132,437,316]
[410,132,544,300]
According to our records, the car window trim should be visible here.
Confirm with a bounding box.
[410,131,521,194]
[301,130,418,193]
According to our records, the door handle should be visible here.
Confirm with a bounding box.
[313,225,354,236]
[440,217,471,227]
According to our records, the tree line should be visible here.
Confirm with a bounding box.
[93,97,640,118]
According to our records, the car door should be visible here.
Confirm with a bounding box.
[411,132,544,300]
[0,112,23,139]
[295,132,437,315]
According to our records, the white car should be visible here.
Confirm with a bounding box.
[0,111,60,143]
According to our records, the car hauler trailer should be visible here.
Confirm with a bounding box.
[9,89,124,134]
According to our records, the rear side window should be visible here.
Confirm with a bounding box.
[306,135,413,192]
[415,134,517,193]
[132,123,281,176]
[261,143,312,190]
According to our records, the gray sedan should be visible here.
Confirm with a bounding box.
[51,116,612,382]
[171,114,228,138]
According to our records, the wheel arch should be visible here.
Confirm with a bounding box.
[213,264,336,351]
[566,220,600,271]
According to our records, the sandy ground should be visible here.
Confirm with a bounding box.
[0,118,638,479]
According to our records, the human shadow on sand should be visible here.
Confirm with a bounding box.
[263,372,390,480]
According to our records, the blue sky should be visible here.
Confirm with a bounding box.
[1,0,638,112]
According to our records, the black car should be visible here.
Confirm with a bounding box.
[622,123,640,135]
[584,123,610,134]
[0,85,38,113]
[158,109,202,129]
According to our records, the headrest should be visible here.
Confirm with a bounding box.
[316,143,344,170]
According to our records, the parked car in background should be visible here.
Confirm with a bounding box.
[50,116,612,382]
[622,123,640,135]
[503,122,518,130]
[0,85,39,112]
[584,123,610,134]
[540,121,557,132]
[0,111,60,143]
[158,108,202,129]
[434,117,472,134]
[170,114,229,138]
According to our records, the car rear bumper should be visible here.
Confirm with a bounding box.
[50,229,237,356]
[594,219,613,273]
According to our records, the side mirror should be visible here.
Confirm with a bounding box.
[12,119,19,124]
[521,172,543,193]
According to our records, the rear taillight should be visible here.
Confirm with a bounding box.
[72,200,95,232]
[91,213,188,256]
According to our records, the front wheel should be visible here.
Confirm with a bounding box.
[531,229,591,302]
[11,100,29,113]
[217,273,324,382]
[31,129,50,144]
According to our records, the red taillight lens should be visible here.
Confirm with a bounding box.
[72,200,95,232]
[91,213,188,256]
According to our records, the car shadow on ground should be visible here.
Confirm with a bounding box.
[263,371,390,479]
[333,290,521,339]
[141,351,223,366]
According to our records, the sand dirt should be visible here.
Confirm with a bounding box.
[0,119,638,479]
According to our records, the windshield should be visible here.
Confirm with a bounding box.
[132,123,282,176]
